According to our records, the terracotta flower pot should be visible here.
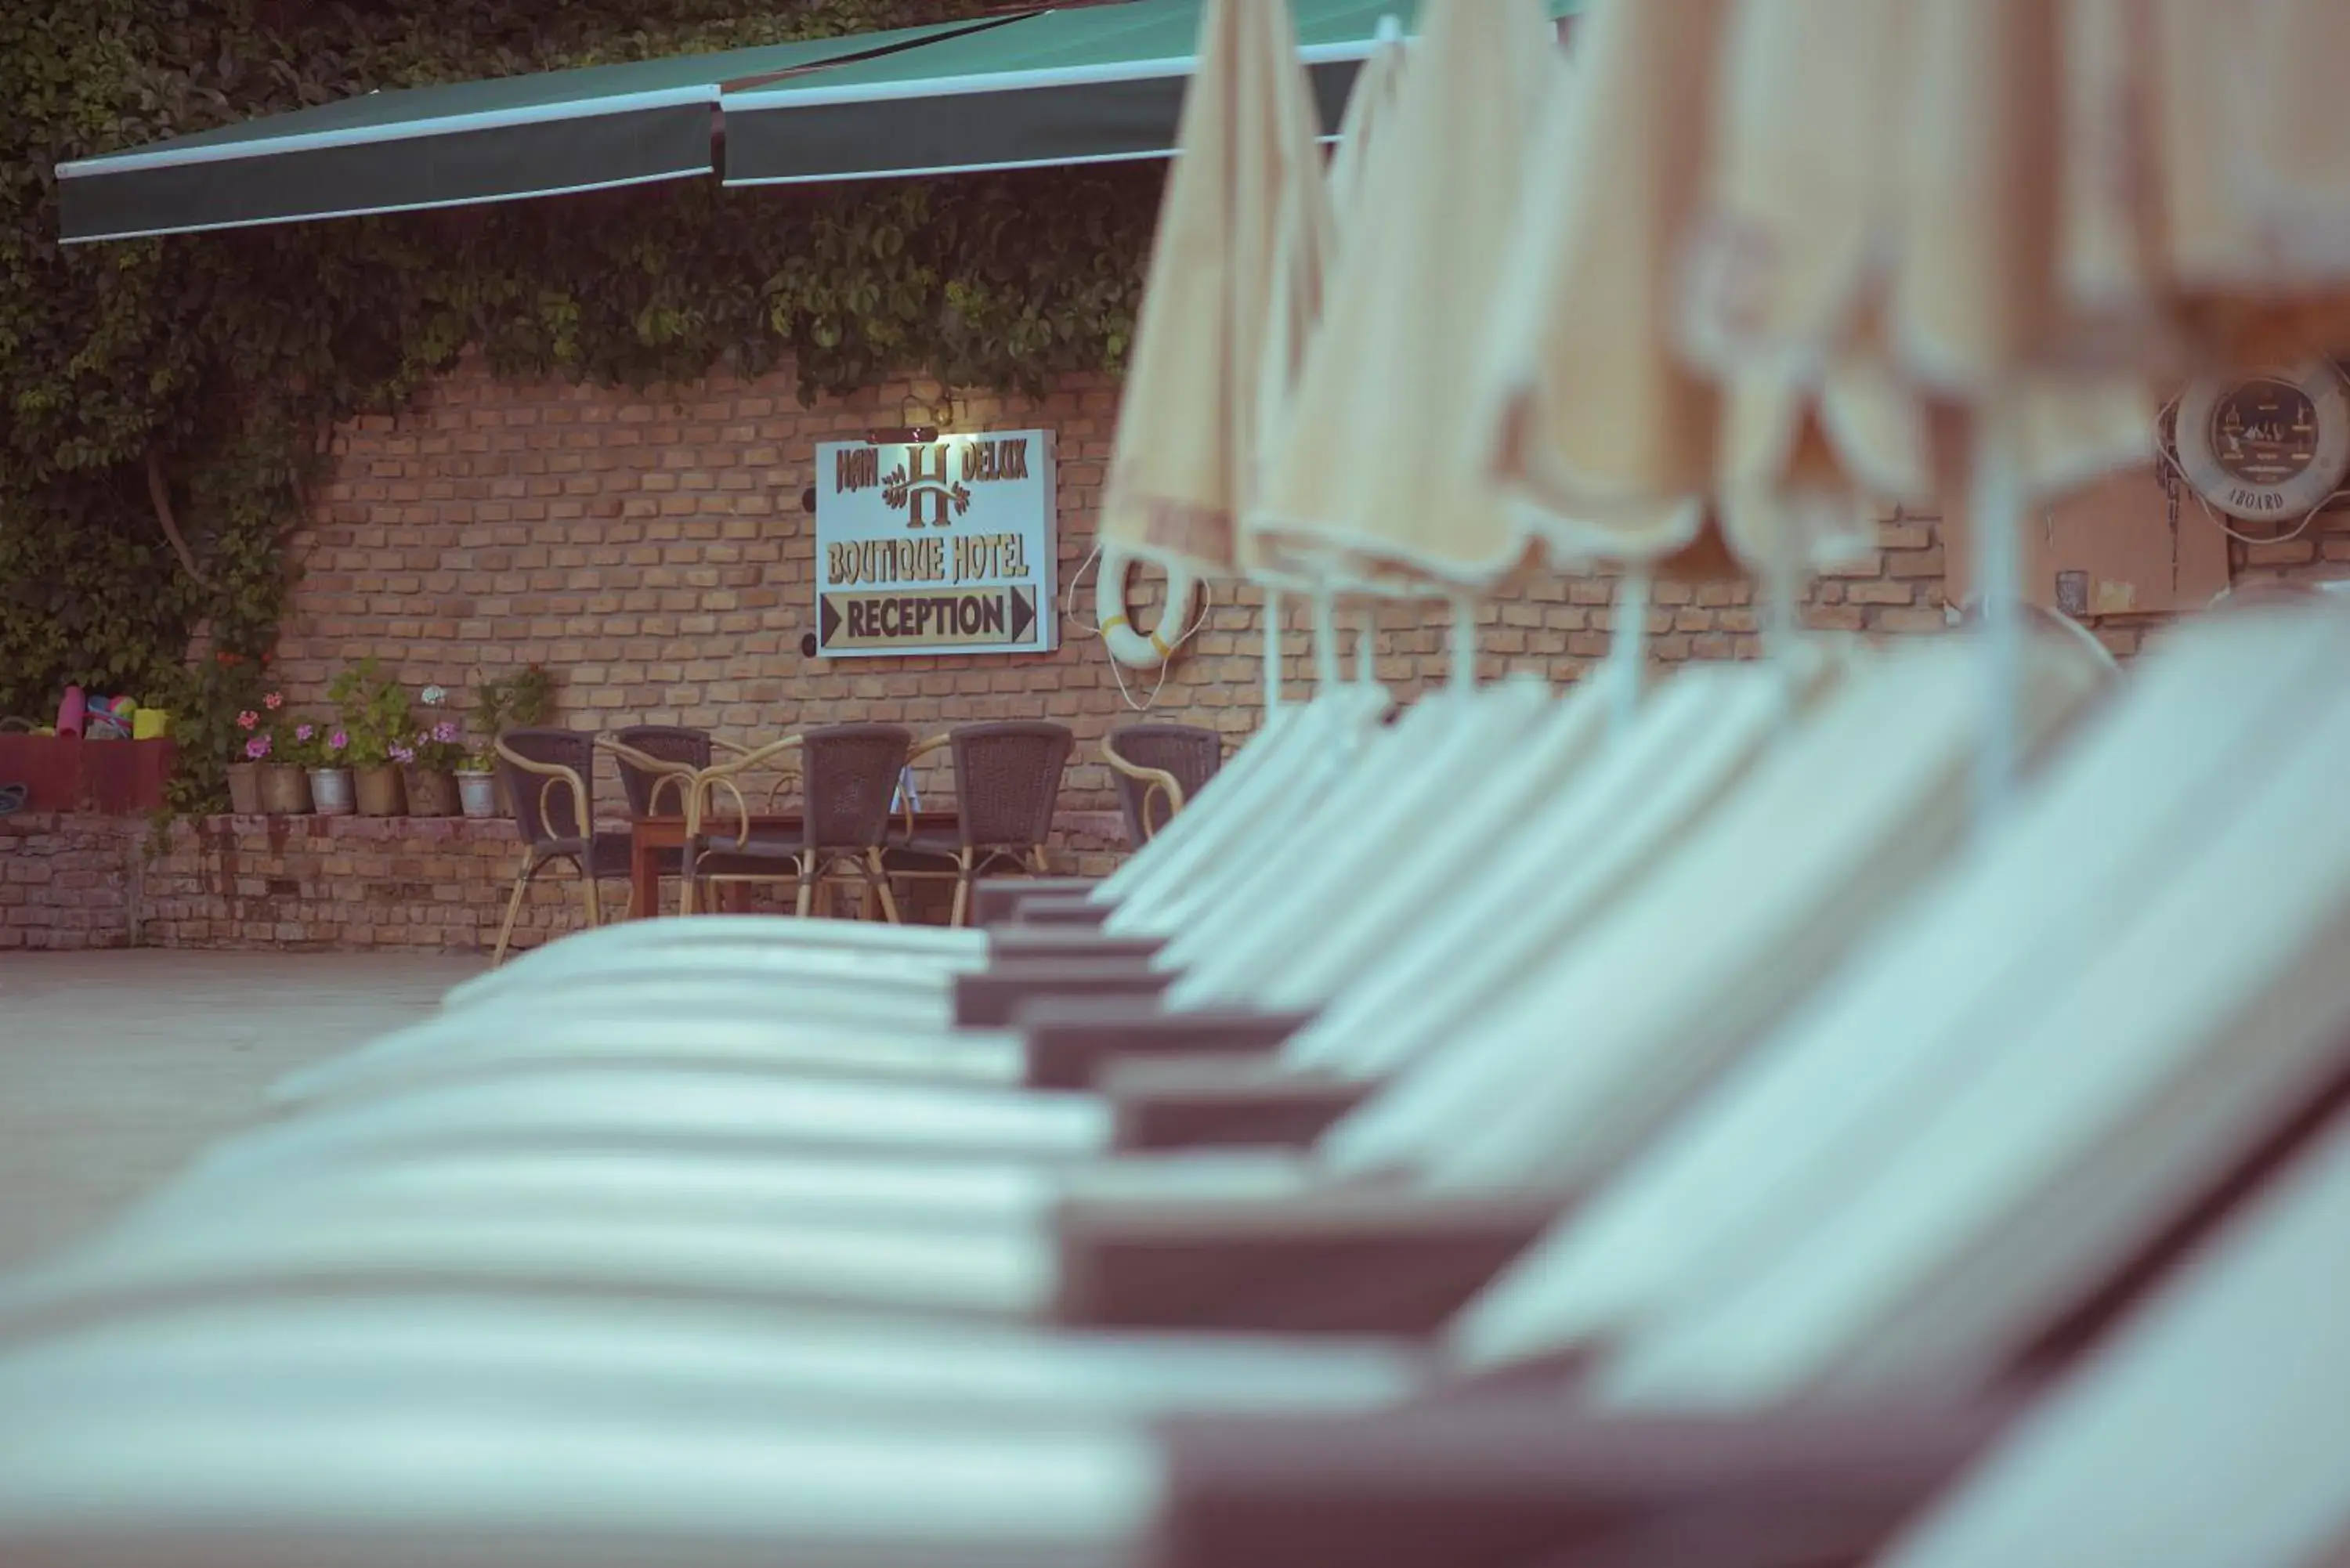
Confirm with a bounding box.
[225,762,262,815]
[258,763,313,815]
[353,764,405,818]
[403,766,456,818]
[457,770,500,820]
[309,768,355,816]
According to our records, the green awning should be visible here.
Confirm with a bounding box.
[55,16,1022,245]
[723,0,1578,186]
[60,0,1582,244]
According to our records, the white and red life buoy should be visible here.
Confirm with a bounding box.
[2175,359,2350,522]
[1096,544,1205,670]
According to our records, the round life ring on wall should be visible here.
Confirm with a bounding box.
[1096,544,1204,669]
[2175,359,2350,522]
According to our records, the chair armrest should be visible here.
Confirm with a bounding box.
[1153,1400,2014,1568]
[989,927,1166,963]
[491,739,591,839]
[703,733,805,776]
[974,877,1103,927]
[1101,735,1189,837]
[682,735,804,840]
[1052,1188,1560,1334]
[1105,1060,1368,1150]
[1013,1001,1312,1090]
[953,959,1173,1028]
[595,738,703,818]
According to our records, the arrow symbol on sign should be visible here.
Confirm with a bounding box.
[1010,586,1036,644]
[819,595,842,649]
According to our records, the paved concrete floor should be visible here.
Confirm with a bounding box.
[0,950,479,1270]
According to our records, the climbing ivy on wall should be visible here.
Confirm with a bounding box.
[1,0,1159,801]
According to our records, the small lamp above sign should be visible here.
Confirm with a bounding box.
[2174,359,2350,522]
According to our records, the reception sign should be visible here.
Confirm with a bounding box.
[813,430,1058,658]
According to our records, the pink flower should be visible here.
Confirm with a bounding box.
[327,730,348,752]
[244,735,271,760]
[389,742,415,764]
[236,710,258,730]
[262,692,284,710]
[295,724,314,742]
[431,719,460,744]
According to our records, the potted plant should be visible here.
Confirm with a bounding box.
[254,692,311,815]
[227,706,267,815]
[308,724,356,815]
[473,664,555,815]
[455,735,501,819]
[400,717,468,817]
[328,658,411,817]
[158,651,271,818]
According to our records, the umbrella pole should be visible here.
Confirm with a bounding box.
[1263,587,1284,713]
[1450,594,1480,693]
[1313,588,1344,691]
[1604,566,1650,740]
[1971,416,2026,831]
[1762,548,1806,737]
[1356,604,1379,686]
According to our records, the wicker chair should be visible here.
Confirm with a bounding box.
[490,728,632,965]
[890,721,1074,927]
[1101,722,1224,849]
[686,723,912,919]
[596,725,737,909]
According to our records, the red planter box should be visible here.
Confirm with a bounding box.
[0,735,177,814]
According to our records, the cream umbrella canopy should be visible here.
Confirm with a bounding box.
[1670,0,2350,820]
[2068,0,2350,373]
[1095,0,1335,710]
[1473,0,1896,734]
[1324,14,1408,237]
[1482,0,1729,564]
[1252,0,1560,686]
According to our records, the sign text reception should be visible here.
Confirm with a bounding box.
[813,432,1058,659]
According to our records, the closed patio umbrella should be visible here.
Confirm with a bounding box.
[1666,0,2350,828]
[1246,11,1415,670]
[1097,0,1341,707]
[1473,0,1883,728]
[1252,0,1560,684]
[1097,0,1335,579]
[1672,0,2175,820]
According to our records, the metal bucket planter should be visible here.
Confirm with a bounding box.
[353,764,404,818]
[456,770,500,820]
[309,768,356,817]
[224,763,262,815]
[403,767,456,818]
[258,764,312,815]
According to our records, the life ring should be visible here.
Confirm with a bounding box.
[2175,359,2350,522]
[1096,544,1204,670]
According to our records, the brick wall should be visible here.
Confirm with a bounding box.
[266,354,2019,824]
[278,356,2350,767]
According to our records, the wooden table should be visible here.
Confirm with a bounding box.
[627,810,962,919]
